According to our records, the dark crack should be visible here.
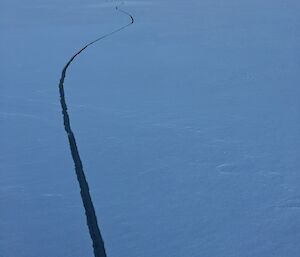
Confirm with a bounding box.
[58,6,134,257]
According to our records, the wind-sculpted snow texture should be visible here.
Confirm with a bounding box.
[1,0,300,257]
[58,6,133,257]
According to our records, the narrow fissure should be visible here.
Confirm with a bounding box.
[58,6,134,257]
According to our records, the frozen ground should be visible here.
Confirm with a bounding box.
[1,0,300,256]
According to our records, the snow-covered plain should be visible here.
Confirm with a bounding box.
[1,0,300,256]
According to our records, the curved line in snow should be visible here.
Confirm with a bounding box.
[58,6,134,257]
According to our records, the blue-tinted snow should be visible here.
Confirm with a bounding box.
[1,0,300,256]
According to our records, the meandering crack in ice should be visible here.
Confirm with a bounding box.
[58,6,134,257]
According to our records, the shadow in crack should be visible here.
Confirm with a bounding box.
[58,7,134,257]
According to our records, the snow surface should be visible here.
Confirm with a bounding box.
[1,0,300,256]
